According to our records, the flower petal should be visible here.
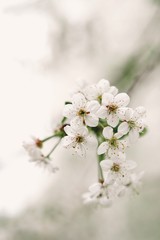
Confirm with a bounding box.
[75,143,86,157]
[85,114,99,127]
[103,126,113,139]
[97,141,109,155]
[97,79,110,94]
[63,125,76,136]
[107,113,119,127]
[70,116,83,128]
[100,159,113,171]
[129,129,139,144]
[97,106,108,119]
[72,93,87,109]
[84,85,98,100]
[61,136,74,148]
[114,93,130,107]
[102,93,114,106]
[108,86,118,96]
[118,122,129,135]
[86,100,100,113]
[124,160,137,170]
[63,104,76,119]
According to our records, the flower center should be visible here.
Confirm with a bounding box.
[78,109,86,116]
[111,163,120,172]
[76,135,84,143]
[107,104,118,113]
[35,139,43,148]
[97,95,102,103]
[109,137,118,148]
[128,120,136,128]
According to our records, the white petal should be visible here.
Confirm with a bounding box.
[89,183,101,193]
[63,125,76,137]
[100,159,113,171]
[97,106,108,119]
[124,160,137,170]
[86,100,100,113]
[129,129,139,144]
[61,136,74,148]
[107,113,119,127]
[135,106,146,117]
[76,126,88,137]
[102,93,114,106]
[108,86,118,96]
[85,114,99,127]
[125,108,133,121]
[97,79,110,94]
[118,140,128,151]
[97,142,109,155]
[72,93,87,109]
[70,116,83,128]
[103,126,113,139]
[108,147,124,158]
[63,104,76,119]
[84,85,98,100]
[99,197,112,207]
[116,107,128,120]
[118,122,129,135]
[114,93,130,107]
[75,143,86,157]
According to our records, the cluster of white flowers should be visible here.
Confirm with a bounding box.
[23,79,147,207]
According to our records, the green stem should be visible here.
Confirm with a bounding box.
[46,138,61,159]
[41,134,59,143]
[98,122,105,129]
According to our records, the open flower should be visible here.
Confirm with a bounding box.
[63,92,100,127]
[82,182,112,207]
[83,180,125,206]
[97,92,130,127]
[100,157,137,184]
[84,79,118,102]
[118,107,146,143]
[62,123,92,157]
[125,171,144,194]
[23,137,58,173]
[97,126,128,157]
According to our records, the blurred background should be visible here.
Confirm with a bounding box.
[0,0,159,239]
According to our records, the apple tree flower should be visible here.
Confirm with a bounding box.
[62,123,93,157]
[97,92,130,127]
[118,107,146,143]
[97,126,128,157]
[23,137,58,173]
[23,78,147,208]
[100,157,137,185]
[63,92,100,127]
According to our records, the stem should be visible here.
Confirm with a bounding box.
[97,155,104,183]
[98,122,105,129]
[46,138,61,159]
[41,134,59,143]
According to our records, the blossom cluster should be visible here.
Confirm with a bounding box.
[23,79,147,207]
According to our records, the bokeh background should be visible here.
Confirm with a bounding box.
[0,0,160,239]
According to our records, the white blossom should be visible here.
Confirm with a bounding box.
[63,92,100,127]
[83,181,125,206]
[97,92,130,127]
[62,123,92,157]
[23,137,58,173]
[118,107,146,143]
[84,79,118,102]
[100,157,137,185]
[126,171,144,194]
[97,126,128,157]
